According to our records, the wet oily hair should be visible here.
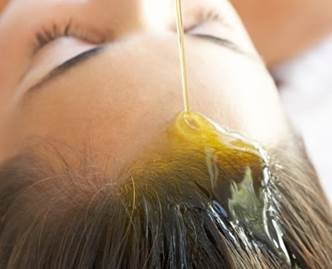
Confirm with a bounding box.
[0,114,331,269]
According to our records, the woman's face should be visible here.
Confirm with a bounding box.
[0,0,288,168]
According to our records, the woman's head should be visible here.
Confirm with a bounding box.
[0,112,331,268]
[0,0,287,166]
[0,0,331,268]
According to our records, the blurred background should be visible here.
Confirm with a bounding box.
[232,0,332,201]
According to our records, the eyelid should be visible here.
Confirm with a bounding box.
[185,18,254,58]
[179,5,228,31]
[23,19,108,86]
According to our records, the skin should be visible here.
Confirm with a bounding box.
[231,0,332,65]
[0,0,289,173]
[0,0,7,11]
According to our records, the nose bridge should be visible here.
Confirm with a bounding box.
[141,0,173,30]
[141,0,222,32]
[0,0,9,13]
[141,0,203,31]
[88,0,145,36]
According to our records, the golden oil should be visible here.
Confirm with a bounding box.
[127,1,299,266]
[128,1,296,265]
[129,112,296,267]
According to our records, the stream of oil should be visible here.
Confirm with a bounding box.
[132,1,301,267]
[174,1,300,267]
[175,0,190,113]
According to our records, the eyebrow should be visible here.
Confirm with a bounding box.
[24,35,252,100]
[190,34,242,54]
[189,33,254,58]
[24,46,104,98]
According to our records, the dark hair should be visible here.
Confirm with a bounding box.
[0,137,331,269]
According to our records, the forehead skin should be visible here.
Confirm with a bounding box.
[0,0,288,171]
[11,33,287,172]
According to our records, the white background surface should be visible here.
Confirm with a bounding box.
[273,35,332,201]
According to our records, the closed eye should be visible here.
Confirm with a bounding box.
[32,19,107,55]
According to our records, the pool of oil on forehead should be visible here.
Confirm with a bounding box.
[166,112,298,268]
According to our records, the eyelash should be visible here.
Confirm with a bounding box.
[202,9,223,23]
[33,20,105,52]
[184,9,224,33]
[34,22,72,49]
[33,9,221,52]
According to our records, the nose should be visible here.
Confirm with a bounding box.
[86,0,145,38]
[0,0,9,13]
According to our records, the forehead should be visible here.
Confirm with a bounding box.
[17,33,285,153]
[0,0,287,167]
